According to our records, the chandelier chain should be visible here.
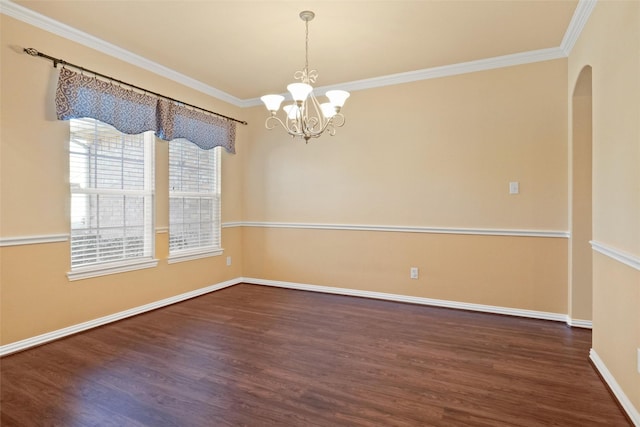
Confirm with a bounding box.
[305,18,309,74]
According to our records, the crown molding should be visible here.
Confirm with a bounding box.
[560,0,598,56]
[242,47,566,107]
[0,0,244,107]
[327,47,565,95]
[3,0,596,108]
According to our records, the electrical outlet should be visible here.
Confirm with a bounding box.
[226,256,232,266]
[509,181,519,194]
[410,267,419,279]
[637,348,640,374]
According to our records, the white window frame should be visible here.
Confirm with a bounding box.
[168,141,223,264]
[67,118,157,281]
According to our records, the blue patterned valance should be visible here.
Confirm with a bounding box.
[55,67,236,153]
[156,99,236,151]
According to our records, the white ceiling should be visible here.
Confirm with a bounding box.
[9,0,580,102]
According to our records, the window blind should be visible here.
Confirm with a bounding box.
[169,140,221,254]
[70,118,154,268]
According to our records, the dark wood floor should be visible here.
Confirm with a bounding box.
[1,284,630,426]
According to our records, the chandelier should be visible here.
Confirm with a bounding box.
[260,11,350,142]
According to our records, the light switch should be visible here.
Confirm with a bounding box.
[509,181,519,194]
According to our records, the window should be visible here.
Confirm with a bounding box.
[69,118,156,280]
[168,140,222,262]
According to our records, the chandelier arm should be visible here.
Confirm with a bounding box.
[331,113,346,128]
[316,116,337,136]
[266,110,345,140]
[284,110,301,134]
[300,115,335,140]
[267,114,308,140]
[264,115,288,131]
[305,91,325,133]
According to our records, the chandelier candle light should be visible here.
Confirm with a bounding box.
[260,11,350,142]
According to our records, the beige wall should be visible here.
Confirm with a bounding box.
[568,0,640,414]
[0,15,247,345]
[569,66,593,322]
[245,60,568,230]
[243,59,569,315]
[3,3,639,418]
[3,1,638,418]
[243,228,568,314]
[1,13,572,345]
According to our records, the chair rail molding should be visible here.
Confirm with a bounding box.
[225,221,569,238]
[0,234,69,247]
[590,240,640,271]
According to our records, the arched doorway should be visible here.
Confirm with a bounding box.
[569,66,593,325]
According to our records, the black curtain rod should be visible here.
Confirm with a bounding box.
[24,47,248,126]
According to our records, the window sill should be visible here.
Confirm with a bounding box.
[167,248,223,264]
[68,258,159,281]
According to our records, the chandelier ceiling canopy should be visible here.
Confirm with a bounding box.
[260,11,350,142]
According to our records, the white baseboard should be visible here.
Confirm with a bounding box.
[1,277,566,356]
[0,277,242,357]
[590,349,640,426]
[1,275,592,357]
[566,318,593,329]
[242,277,568,323]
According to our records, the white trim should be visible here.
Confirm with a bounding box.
[566,318,592,329]
[0,0,243,107]
[2,0,595,107]
[67,258,159,281]
[0,278,242,356]
[221,222,243,229]
[233,221,569,238]
[560,0,598,56]
[167,248,223,264]
[6,223,569,245]
[322,47,564,94]
[0,234,69,247]
[247,275,593,329]
[243,277,568,323]
[589,349,640,426]
[242,47,566,106]
[591,240,640,271]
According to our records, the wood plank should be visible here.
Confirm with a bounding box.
[0,284,631,426]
